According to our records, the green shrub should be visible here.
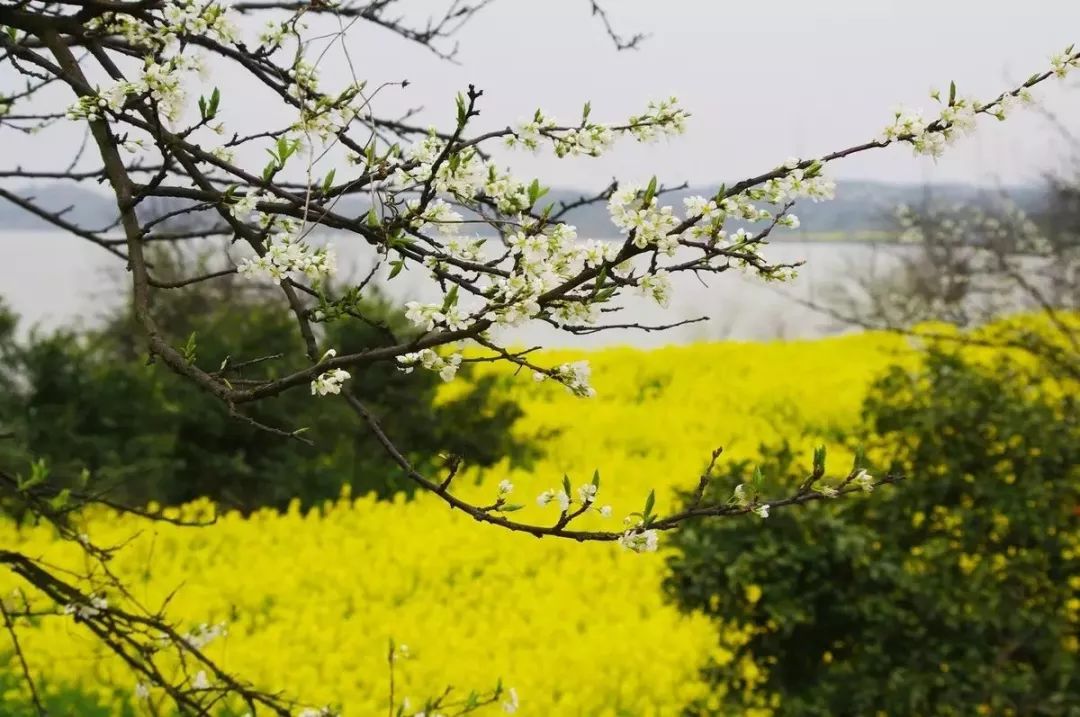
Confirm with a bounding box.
[0,269,537,510]
[666,350,1080,716]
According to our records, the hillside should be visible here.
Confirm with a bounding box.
[0,179,1046,238]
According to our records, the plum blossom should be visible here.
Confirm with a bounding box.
[311,369,351,396]
[853,469,876,492]
[619,528,659,553]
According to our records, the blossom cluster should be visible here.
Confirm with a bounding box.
[396,349,464,383]
[183,621,229,649]
[732,483,770,519]
[67,1,237,123]
[878,46,1078,158]
[503,97,689,156]
[880,101,977,158]
[536,476,612,517]
[237,236,337,283]
[618,527,659,553]
[1051,46,1080,78]
[608,185,681,253]
[62,594,108,620]
[286,58,365,142]
[311,368,351,396]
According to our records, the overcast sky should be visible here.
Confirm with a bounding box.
[6,0,1080,192]
[392,0,1080,189]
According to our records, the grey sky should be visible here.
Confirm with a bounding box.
[398,0,1080,188]
[5,0,1080,192]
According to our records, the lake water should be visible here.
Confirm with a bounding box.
[1,230,909,346]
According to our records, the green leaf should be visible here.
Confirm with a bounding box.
[48,488,71,512]
[200,88,221,120]
[643,175,658,205]
[582,101,592,121]
[562,474,572,498]
[595,287,616,302]
[851,445,866,472]
[182,331,198,364]
[18,459,48,492]
[366,207,379,228]
[592,469,600,489]
[591,266,608,300]
[321,168,336,195]
[643,489,655,519]
[948,80,957,106]
[813,445,827,474]
[387,259,405,279]
[455,92,467,125]
[500,503,525,512]
[442,283,459,311]
[528,178,543,205]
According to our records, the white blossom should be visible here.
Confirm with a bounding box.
[637,270,672,308]
[297,709,336,717]
[396,349,462,382]
[853,469,876,492]
[184,622,228,649]
[191,670,210,690]
[502,687,520,714]
[551,361,596,398]
[311,368,351,396]
[619,528,659,553]
[237,236,336,283]
[63,594,107,620]
[732,483,750,508]
[1050,47,1080,78]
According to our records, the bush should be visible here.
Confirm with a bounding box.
[0,267,536,510]
[665,349,1080,716]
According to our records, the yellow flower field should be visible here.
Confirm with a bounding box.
[0,331,916,715]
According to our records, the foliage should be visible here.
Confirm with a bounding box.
[0,271,535,510]
[665,347,1080,716]
[0,330,909,715]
